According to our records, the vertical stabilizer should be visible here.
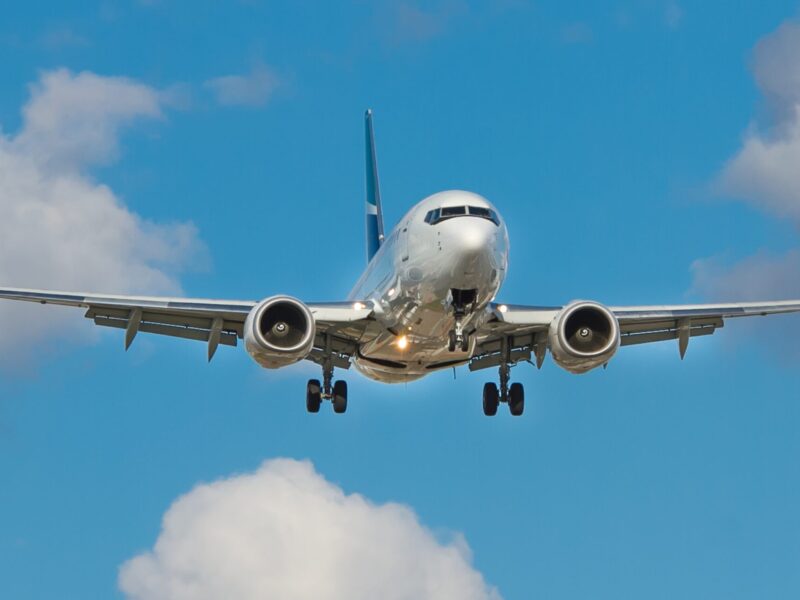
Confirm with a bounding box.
[365,109,385,262]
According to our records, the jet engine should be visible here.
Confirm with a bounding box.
[244,296,316,369]
[548,301,620,374]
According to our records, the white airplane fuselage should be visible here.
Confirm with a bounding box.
[349,190,509,382]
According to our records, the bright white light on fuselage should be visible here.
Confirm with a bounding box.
[498,304,508,313]
[353,302,365,310]
[397,335,408,350]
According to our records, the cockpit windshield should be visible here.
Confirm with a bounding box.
[424,205,500,226]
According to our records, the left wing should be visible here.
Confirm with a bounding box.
[0,287,375,363]
[472,300,800,371]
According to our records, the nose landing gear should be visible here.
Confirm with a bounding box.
[448,324,469,353]
[448,288,477,353]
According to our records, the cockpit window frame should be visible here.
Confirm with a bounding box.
[424,205,500,226]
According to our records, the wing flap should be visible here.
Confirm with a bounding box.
[620,320,719,347]
[94,316,238,347]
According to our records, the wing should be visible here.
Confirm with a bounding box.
[471,300,800,371]
[0,287,375,364]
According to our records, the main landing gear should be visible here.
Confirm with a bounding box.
[482,337,524,417]
[307,358,347,414]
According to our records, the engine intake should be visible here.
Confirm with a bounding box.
[244,296,315,369]
[548,301,620,374]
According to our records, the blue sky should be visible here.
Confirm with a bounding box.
[1,1,800,598]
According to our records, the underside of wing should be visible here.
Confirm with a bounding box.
[611,300,800,355]
[0,287,376,364]
[471,299,800,371]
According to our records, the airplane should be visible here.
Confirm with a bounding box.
[2,110,799,416]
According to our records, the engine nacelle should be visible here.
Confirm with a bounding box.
[548,301,620,374]
[244,296,315,369]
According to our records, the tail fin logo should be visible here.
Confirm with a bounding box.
[365,109,385,262]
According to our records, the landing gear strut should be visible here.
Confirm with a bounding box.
[307,334,348,414]
[483,336,525,417]
[448,289,476,353]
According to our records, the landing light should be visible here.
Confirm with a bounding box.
[397,335,409,350]
[353,302,365,310]
[498,304,508,313]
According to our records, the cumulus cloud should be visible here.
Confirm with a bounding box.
[204,64,279,108]
[119,458,500,600]
[690,21,800,352]
[0,69,203,367]
[718,21,800,224]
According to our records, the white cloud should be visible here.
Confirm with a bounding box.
[119,458,501,600]
[691,21,800,351]
[204,64,279,108]
[12,69,164,170]
[690,251,800,357]
[718,21,800,224]
[0,69,203,367]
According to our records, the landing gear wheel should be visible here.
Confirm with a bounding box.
[482,382,499,416]
[332,380,348,414]
[460,333,469,352]
[448,331,457,352]
[508,382,524,416]
[306,379,321,413]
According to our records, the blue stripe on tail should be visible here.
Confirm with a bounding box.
[365,109,385,263]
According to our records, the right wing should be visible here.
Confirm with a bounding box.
[0,287,376,364]
[471,299,800,371]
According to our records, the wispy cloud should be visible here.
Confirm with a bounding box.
[0,69,204,368]
[664,1,683,29]
[38,25,90,49]
[560,21,594,45]
[204,63,280,108]
[382,0,469,44]
[119,459,501,600]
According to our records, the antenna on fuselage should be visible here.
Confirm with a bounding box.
[364,109,385,263]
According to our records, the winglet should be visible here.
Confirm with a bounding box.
[365,109,385,263]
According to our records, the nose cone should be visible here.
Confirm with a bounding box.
[441,218,500,287]
[458,219,494,254]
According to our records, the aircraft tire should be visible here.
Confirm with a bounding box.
[332,380,348,414]
[482,382,499,416]
[306,379,322,413]
[509,382,524,416]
